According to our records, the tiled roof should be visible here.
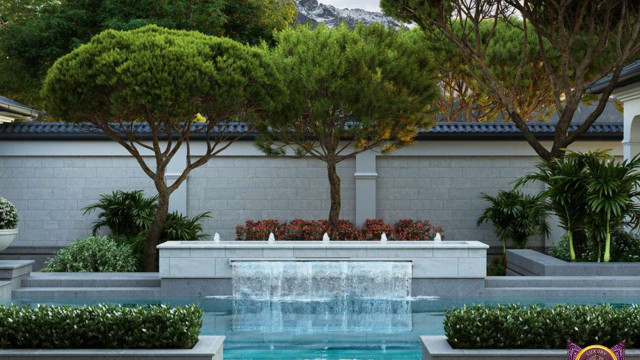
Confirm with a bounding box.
[589,60,640,93]
[0,121,623,141]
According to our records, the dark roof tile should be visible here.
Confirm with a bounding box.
[0,121,623,141]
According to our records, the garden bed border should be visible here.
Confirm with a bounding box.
[421,336,640,360]
[0,336,224,360]
[506,249,640,276]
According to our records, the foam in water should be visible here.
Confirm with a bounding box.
[232,261,411,301]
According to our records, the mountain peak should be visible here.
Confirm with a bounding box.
[295,0,404,29]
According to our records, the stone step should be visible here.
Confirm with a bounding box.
[21,273,160,288]
[12,287,160,300]
[482,286,640,298]
[486,276,640,288]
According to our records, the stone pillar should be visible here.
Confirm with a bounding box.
[354,151,377,225]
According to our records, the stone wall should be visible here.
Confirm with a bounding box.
[0,157,154,247]
[376,156,543,250]
[0,140,622,251]
[187,157,356,241]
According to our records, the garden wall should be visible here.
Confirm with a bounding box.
[0,139,622,253]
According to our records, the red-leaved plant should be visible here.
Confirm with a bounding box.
[393,219,445,241]
[361,219,393,240]
[236,218,444,241]
[236,220,287,240]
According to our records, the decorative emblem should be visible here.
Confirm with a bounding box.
[567,340,625,360]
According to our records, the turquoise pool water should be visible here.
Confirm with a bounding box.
[13,296,638,360]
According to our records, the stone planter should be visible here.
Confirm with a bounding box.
[0,336,224,360]
[422,336,640,360]
[158,240,489,297]
[0,229,18,252]
[507,249,640,276]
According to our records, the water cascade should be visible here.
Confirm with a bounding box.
[231,261,412,333]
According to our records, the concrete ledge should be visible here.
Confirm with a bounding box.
[0,260,33,290]
[159,241,489,280]
[507,249,640,276]
[0,336,224,360]
[421,336,640,360]
[0,247,60,271]
[0,281,11,303]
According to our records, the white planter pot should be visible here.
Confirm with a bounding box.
[0,229,18,252]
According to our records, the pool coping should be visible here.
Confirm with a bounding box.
[0,335,224,360]
[422,336,640,359]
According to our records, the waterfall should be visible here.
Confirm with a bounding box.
[231,261,412,333]
[232,261,411,301]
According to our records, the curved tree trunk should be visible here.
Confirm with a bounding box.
[327,161,341,232]
[144,190,170,272]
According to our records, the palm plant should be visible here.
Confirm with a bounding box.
[476,189,549,254]
[584,155,640,262]
[515,150,610,261]
[83,190,210,241]
[83,190,157,238]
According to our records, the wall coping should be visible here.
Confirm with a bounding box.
[507,249,640,276]
[421,336,640,359]
[158,240,489,250]
[0,336,224,359]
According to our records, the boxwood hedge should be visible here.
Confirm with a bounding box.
[0,304,203,349]
[445,304,639,349]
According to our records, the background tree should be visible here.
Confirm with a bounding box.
[381,0,640,160]
[257,24,439,230]
[0,0,295,107]
[422,20,555,123]
[42,25,281,271]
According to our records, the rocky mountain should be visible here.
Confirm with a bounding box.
[295,0,404,28]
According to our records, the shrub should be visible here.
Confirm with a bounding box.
[393,219,443,240]
[236,219,287,240]
[444,304,638,349]
[83,190,157,238]
[550,230,640,262]
[83,190,210,242]
[361,219,393,240]
[327,219,363,240]
[43,236,137,272]
[283,219,327,240]
[236,218,445,240]
[476,190,549,253]
[487,254,506,276]
[0,304,202,349]
[0,197,18,230]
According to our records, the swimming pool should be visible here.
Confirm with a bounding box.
[12,296,638,360]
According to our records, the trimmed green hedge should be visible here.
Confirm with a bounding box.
[445,304,638,349]
[0,304,203,349]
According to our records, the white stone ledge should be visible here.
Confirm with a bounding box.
[422,336,640,360]
[159,241,489,279]
[0,336,225,360]
[158,240,489,250]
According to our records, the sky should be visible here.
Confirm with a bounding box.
[318,0,382,12]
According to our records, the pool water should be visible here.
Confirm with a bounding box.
[13,296,637,360]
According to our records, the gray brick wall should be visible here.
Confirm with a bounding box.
[187,157,356,240]
[376,156,544,250]
[0,157,154,247]
[0,154,553,249]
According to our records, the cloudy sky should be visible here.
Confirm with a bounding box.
[318,0,382,12]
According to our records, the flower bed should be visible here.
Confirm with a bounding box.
[236,218,444,240]
[445,304,639,349]
[0,304,202,349]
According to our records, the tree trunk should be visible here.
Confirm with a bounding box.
[327,161,341,231]
[144,190,170,272]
